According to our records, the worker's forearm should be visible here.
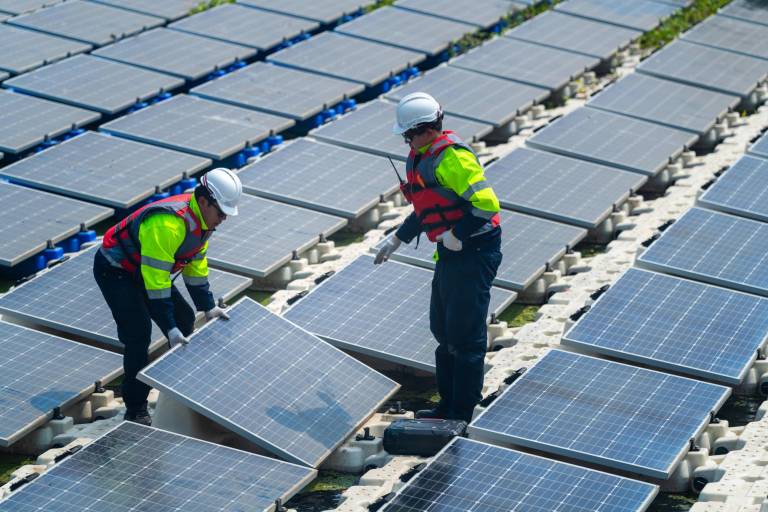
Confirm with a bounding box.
[184,277,215,312]
[147,296,176,336]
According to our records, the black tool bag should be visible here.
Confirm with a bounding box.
[383,419,467,457]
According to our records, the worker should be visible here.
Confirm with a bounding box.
[93,168,242,426]
[375,92,502,423]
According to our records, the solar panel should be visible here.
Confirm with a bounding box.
[469,349,730,479]
[0,90,99,154]
[268,32,425,88]
[169,3,319,50]
[683,14,768,61]
[719,0,768,27]
[486,147,646,229]
[555,0,679,31]
[382,437,658,512]
[527,107,697,176]
[100,95,295,161]
[698,155,768,222]
[311,99,493,161]
[284,255,516,372]
[191,62,364,121]
[0,131,211,209]
[395,0,519,27]
[0,182,112,267]
[207,194,347,277]
[0,246,253,350]
[93,28,256,82]
[750,131,768,159]
[7,0,164,46]
[637,207,768,297]
[0,24,91,75]
[0,72,7,82]
[0,321,122,446]
[139,298,399,467]
[0,13,7,21]
[451,37,600,91]
[3,55,184,115]
[0,422,317,511]
[385,65,549,127]
[237,0,372,24]
[588,73,739,135]
[377,210,586,290]
[89,0,201,20]
[637,40,768,99]
[0,0,61,14]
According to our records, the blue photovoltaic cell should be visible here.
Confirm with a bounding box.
[0,0,62,14]
[719,0,768,27]
[698,155,768,222]
[90,0,201,21]
[237,0,372,24]
[395,0,521,28]
[0,24,91,75]
[555,0,679,31]
[683,14,768,61]
[469,350,730,479]
[563,268,768,385]
[750,131,768,159]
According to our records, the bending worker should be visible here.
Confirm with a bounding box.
[375,92,502,423]
[93,168,242,426]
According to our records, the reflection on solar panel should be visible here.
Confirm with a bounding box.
[719,0,768,27]
[90,0,201,20]
[0,24,90,75]
[0,422,317,511]
[268,32,425,88]
[684,15,768,61]
[0,0,61,14]
[0,247,252,350]
[207,194,346,277]
[0,90,99,154]
[0,182,112,266]
[527,107,697,176]
[140,298,399,467]
[0,132,210,209]
[93,28,256,82]
[100,95,294,160]
[750,131,768,159]
[169,4,318,50]
[555,0,678,31]
[385,65,548,127]
[3,55,184,115]
[238,0,372,24]
[7,0,163,46]
[698,155,768,222]
[395,0,519,28]
[0,321,122,446]
[451,37,599,91]
[469,350,730,479]
[311,100,493,161]
[588,73,739,134]
[637,40,768,99]
[486,147,645,228]
[192,62,364,121]
[383,438,658,512]
[637,207,768,297]
[505,10,642,60]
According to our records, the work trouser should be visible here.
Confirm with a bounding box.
[430,228,502,423]
[93,249,195,411]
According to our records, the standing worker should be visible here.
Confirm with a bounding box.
[375,92,502,423]
[93,168,242,426]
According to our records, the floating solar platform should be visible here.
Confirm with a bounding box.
[385,65,549,127]
[698,155,768,222]
[169,3,319,50]
[284,255,516,372]
[191,62,364,122]
[7,0,164,46]
[637,40,768,100]
[0,321,122,446]
[395,0,520,28]
[0,182,112,267]
[0,422,317,511]
[527,107,697,176]
[268,32,425,88]
[0,90,99,154]
[237,0,371,24]
[637,207,768,297]
[0,247,253,351]
[0,132,211,209]
[89,0,201,20]
[140,298,399,467]
[3,55,184,115]
[100,94,295,161]
[469,349,730,479]
[311,100,493,161]
[683,14,768,61]
[505,10,642,60]
[0,24,90,76]
[750,131,768,159]
[588,73,739,135]
[93,28,256,82]
[382,437,658,512]
[486,147,646,229]
[237,139,399,219]
[207,194,346,278]
[719,0,768,27]
[0,0,61,14]
[555,0,679,31]
[451,37,600,91]
[563,268,768,385]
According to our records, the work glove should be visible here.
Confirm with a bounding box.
[205,306,230,321]
[167,327,189,349]
[437,230,462,252]
[374,236,401,264]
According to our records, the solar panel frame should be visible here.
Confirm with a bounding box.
[0,24,91,75]
[88,0,202,21]
[237,0,372,24]
[719,0,768,27]
[698,155,768,223]
[683,14,768,61]
[750,131,768,159]
[0,0,62,14]
[554,0,679,31]
[394,0,520,28]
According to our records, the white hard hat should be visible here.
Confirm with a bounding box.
[201,168,242,216]
[392,92,442,135]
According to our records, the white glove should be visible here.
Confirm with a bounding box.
[374,236,401,264]
[205,306,230,321]
[437,230,462,252]
[167,327,189,348]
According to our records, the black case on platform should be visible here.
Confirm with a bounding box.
[383,419,467,456]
